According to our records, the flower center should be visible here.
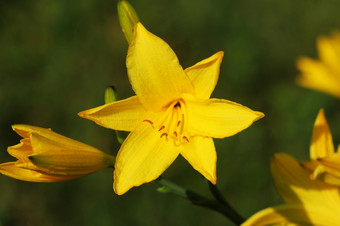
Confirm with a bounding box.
[143,100,189,145]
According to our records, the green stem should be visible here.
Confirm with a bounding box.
[157,178,244,225]
[157,177,187,198]
[207,181,245,225]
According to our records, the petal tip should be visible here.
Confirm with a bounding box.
[134,22,146,36]
[77,110,93,120]
[113,180,128,196]
[204,170,217,184]
[77,111,85,118]
[11,124,26,131]
[216,51,224,58]
[252,111,265,123]
[210,177,217,185]
[316,108,326,122]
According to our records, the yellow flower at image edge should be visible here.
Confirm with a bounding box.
[0,125,114,182]
[302,109,340,186]
[79,23,264,195]
[297,32,340,98]
[242,153,340,225]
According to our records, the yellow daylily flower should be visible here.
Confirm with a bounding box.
[242,153,340,225]
[79,22,264,195]
[301,109,340,186]
[0,125,114,182]
[297,32,340,98]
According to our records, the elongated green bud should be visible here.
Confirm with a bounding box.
[105,86,119,104]
[117,0,140,43]
[104,86,127,144]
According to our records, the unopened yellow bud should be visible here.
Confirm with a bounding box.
[117,0,139,43]
[0,125,115,182]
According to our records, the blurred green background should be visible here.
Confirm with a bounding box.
[1,0,340,225]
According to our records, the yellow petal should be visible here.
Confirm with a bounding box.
[302,158,340,186]
[301,159,324,180]
[26,133,114,176]
[311,153,340,186]
[23,133,114,175]
[300,160,319,173]
[317,35,340,71]
[114,122,180,195]
[0,162,78,182]
[126,23,194,110]
[184,95,264,138]
[313,165,340,186]
[271,153,340,210]
[7,138,32,160]
[320,154,340,175]
[314,171,340,186]
[28,151,113,176]
[296,57,340,98]
[242,204,340,226]
[12,124,52,138]
[330,32,340,52]
[78,96,145,131]
[310,109,335,160]
[184,51,224,99]
[180,136,216,184]
[12,124,100,152]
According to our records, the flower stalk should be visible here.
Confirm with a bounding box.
[207,181,245,224]
[158,177,244,225]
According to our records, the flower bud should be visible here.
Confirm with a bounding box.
[117,0,140,43]
[104,86,127,144]
[105,86,119,104]
[0,125,115,182]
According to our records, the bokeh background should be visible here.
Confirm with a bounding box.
[1,0,340,225]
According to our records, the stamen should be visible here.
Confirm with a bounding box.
[143,119,154,128]
[147,100,189,144]
[182,136,189,142]
[156,104,175,130]
[143,120,153,125]
[160,133,168,139]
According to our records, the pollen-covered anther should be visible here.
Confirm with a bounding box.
[177,121,181,127]
[158,125,165,131]
[173,131,178,137]
[182,136,189,142]
[160,133,168,139]
[143,119,154,128]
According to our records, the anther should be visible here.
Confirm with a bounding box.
[177,121,181,127]
[174,102,181,108]
[182,136,189,142]
[158,125,165,131]
[143,119,153,125]
[143,119,154,128]
[160,133,168,139]
[173,131,178,137]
